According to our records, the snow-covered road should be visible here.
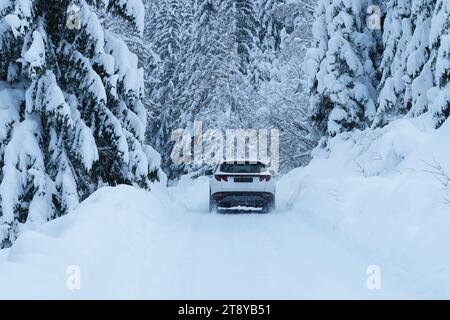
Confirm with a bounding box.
[146,207,411,299]
[0,175,433,299]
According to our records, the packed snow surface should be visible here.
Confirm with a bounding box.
[0,116,449,299]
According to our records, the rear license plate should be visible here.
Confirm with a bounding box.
[234,177,253,183]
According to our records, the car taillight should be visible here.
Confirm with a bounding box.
[259,175,271,182]
[215,175,228,182]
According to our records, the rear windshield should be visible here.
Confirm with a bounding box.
[219,162,266,174]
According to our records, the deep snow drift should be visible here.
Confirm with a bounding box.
[0,116,449,299]
[280,114,450,297]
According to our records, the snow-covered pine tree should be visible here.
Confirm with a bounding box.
[306,0,378,138]
[155,1,194,173]
[373,0,437,127]
[372,0,412,127]
[148,0,183,107]
[429,0,450,128]
[233,0,259,76]
[146,0,184,166]
[101,0,162,113]
[159,0,254,179]
[406,0,436,118]
[198,0,259,156]
[158,0,218,178]
[0,0,163,248]
[156,0,217,178]
[256,0,318,172]
[257,0,285,54]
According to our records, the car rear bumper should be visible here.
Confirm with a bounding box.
[212,192,274,208]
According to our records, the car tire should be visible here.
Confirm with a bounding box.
[269,200,275,212]
[262,200,275,214]
[209,195,217,213]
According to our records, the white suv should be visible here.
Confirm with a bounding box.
[208,160,276,213]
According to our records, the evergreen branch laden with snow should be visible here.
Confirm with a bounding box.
[0,0,163,248]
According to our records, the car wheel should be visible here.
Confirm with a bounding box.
[261,201,275,214]
[209,196,217,213]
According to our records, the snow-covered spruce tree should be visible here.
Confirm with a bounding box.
[429,0,450,128]
[101,0,162,112]
[257,0,285,54]
[372,0,412,127]
[0,0,163,248]
[306,0,378,138]
[233,0,259,76]
[406,0,436,118]
[99,0,188,175]
[255,0,318,172]
[147,0,184,111]
[373,0,437,127]
[228,0,270,89]
[161,0,255,179]
[157,0,217,178]
[146,0,185,169]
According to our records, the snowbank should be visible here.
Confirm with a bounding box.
[0,184,179,299]
[279,114,450,294]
